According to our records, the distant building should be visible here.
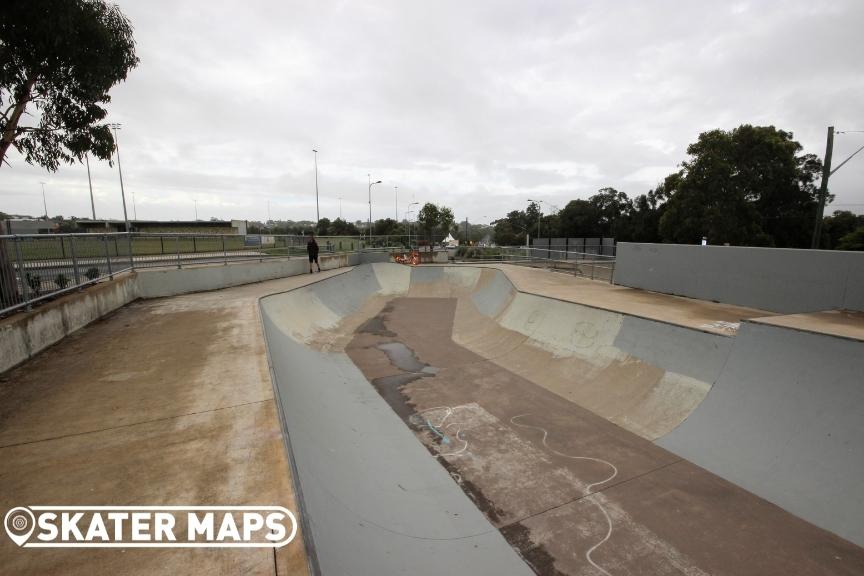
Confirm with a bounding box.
[77,219,247,234]
[4,219,59,234]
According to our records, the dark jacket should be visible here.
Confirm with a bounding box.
[307,238,319,257]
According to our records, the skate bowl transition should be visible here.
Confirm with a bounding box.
[260,263,864,575]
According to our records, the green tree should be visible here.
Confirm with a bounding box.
[659,125,821,246]
[589,187,632,237]
[558,199,601,237]
[837,226,864,251]
[417,203,440,237]
[330,218,359,235]
[415,202,455,242]
[819,210,864,249]
[492,210,530,245]
[373,218,404,236]
[0,0,139,169]
[316,217,331,235]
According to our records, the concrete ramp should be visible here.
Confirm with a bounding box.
[260,263,864,573]
[657,321,864,545]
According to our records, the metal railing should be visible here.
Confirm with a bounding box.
[0,232,432,317]
[455,246,616,282]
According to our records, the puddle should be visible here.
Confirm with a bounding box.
[377,341,438,375]
[371,341,439,421]
[357,315,396,337]
[356,303,397,337]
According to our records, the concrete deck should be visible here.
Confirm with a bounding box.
[0,269,348,575]
[479,264,775,335]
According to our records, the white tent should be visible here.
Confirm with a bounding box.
[442,233,459,247]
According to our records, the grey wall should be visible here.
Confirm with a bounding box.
[615,243,864,313]
[657,321,864,546]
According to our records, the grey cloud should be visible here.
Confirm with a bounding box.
[2,0,862,223]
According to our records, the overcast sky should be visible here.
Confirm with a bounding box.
[2,0,863,224]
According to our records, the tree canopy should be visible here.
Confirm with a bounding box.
[658,125,821,247]
[417,202,455,239]
[0,0,139,170]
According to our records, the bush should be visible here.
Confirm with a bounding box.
[457,246,500,259]
[55,274,71,289]
[84,267,100,280]
[25,273,42,295]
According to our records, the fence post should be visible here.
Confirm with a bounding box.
[104,235,114,280]
[128,232,134,271]
[14,236,31,310]
[176,235,182,269]
[70,236,81,289]
[222,235,227,265]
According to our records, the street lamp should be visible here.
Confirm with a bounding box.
[107,123,130,232]
[312,149,320,226]
[85,154,96,220]
[368,174,382,240]
[40,182,48,219]
[406,201,419,247]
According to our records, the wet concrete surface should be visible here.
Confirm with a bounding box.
[345,296,864,576]
[0,270,351,575]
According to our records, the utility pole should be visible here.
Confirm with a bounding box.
[394,186,398,222]
[811,126,834,248]
[313,149,320,226]
[85,154,96,220]
[338,197,342,220]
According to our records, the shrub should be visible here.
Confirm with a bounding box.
[84,267,100,280]
[55,274,71,289]
[25,273,42,295]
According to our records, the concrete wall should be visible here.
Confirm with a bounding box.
[615,243,864,313]
[657,321,864,546]
[136,253,350,298]
[0,275,140,374]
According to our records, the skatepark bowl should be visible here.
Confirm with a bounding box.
[261,263,864,576]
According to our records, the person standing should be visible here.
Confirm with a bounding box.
[307,232,321,273]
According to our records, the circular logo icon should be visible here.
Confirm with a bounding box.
[4,507,35,546]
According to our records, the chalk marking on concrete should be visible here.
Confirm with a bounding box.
[410,406,471,457]
[510,413,618,576]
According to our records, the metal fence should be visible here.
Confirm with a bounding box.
[455,245,616,282]
[0,232,424,317]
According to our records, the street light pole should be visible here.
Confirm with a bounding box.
[338,196,342,220]
[108,123,130,232]
[367,174,382,240]
[313,149,320,227]
[394,186,398,222]
[40,182,48,218]
[85,154,96,220]
[407,201,418,247]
